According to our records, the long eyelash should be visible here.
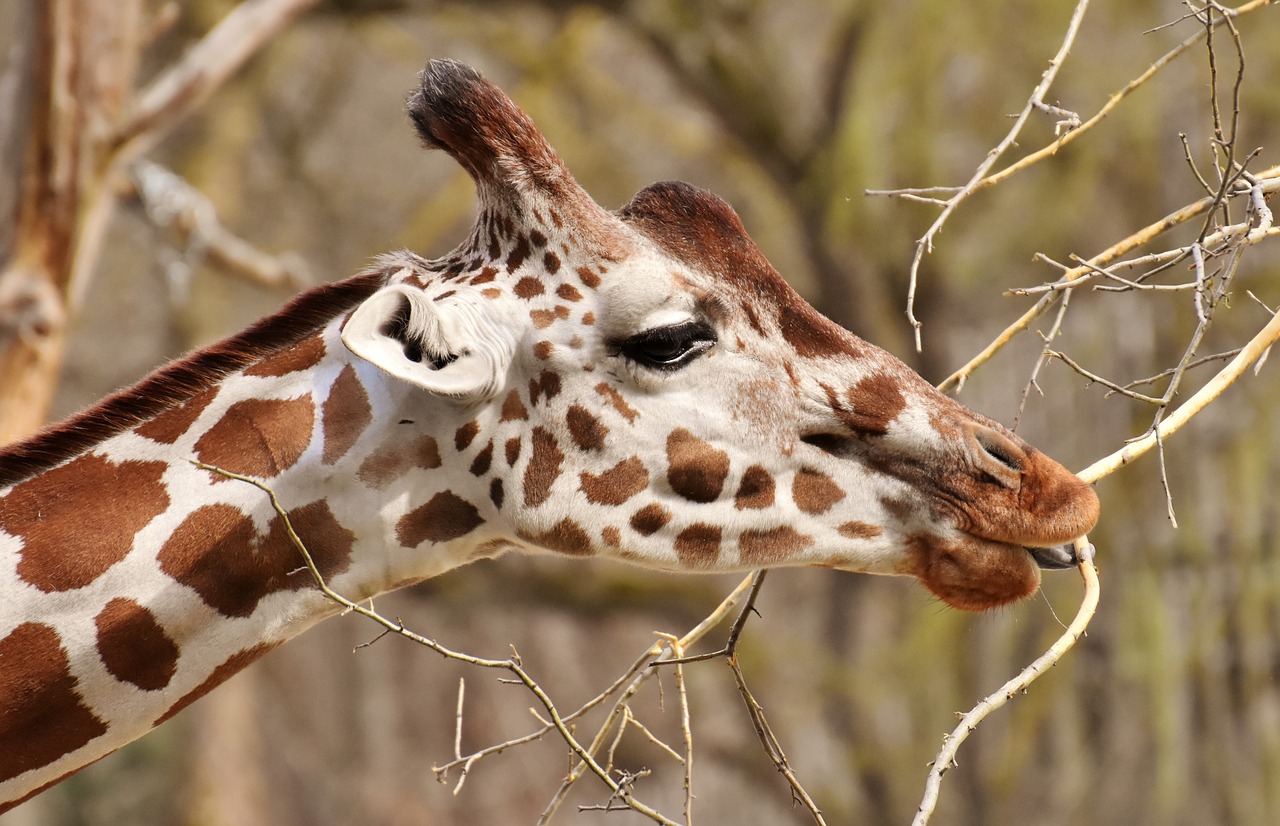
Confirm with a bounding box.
[611,319,717,371]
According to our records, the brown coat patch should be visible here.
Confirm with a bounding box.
[566,405,608,451]
[194,396,315,479]
[489,478,504,508]
[520,518,594,556]
[0,623,109,784]
[505,436,523,467]
[741,302,765,336]
[666,429,730,503]
[135,387,217,445]
[594,383,638,424]
[576,266,601,289]
[580,457,649,505]
[507,237,532,273]
[500,390,529,422]
[841,373,907,436]
[358,434,441,489]
[94,598,180,691]
[455,420,480,452]
[630,503,671,536]
[793,467,845,515]
[523,427,564,507]
[537,371,562,403]
[2,455,169,592]
[470,441,494,476]
[779,302,863,360]
[158,501,354,617]
[734,465,775,510]
[244,332,326,378]
[674,523,722,567]
[322,365,372,465]
[837,521,883,540]
[739,526,814,566]
[556,283,583,302]
[397,490,485,546]
[513,276,543,298]
[533,341,554,360]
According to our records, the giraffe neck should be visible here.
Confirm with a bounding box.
[0,275,490,813]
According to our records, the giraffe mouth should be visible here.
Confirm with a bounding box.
[1025,543,1078,570]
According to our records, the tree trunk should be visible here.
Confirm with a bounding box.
[0,0,141,444]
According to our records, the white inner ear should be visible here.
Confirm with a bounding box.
[341,284,516,401]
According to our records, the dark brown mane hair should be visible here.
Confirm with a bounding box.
[0,270,388,488]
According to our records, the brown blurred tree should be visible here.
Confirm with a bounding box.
[0,0,315,445]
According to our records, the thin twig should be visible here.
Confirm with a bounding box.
[893,0,1094,350]
[1013,291,1072,429]
[936,0,1270,197]
[913,540,1100,826]
[131,160,311,292]
[653,570,768,668]
[192,461,680,826]
[1046,349,1166,404]
[939,164,1279,392]
[656,633,695,825]
[113,0,321,166]
[536,574,759,824]
[1122,348,1243,390]
[729,659,827,825]
[1077,305,1280,484]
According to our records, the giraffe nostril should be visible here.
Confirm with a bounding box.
[972,426,1026,474]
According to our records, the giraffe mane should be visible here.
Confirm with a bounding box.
[0,270,388,488]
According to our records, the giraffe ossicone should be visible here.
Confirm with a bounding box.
[0,59,1099,812]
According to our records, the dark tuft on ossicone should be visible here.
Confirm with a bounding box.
[407,59,566,195]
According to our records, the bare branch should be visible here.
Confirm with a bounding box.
[113,0,320,166]
[940,164,1280,392]
[729,657,827,825]
[914,541,1100,826]
[131,160,311,292]
[1012,293,1072,430]
[193,461,681,826]
[1077,307,1280,484]
[880,0,1094,350]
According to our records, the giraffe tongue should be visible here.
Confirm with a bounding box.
[1026,544,1079,570]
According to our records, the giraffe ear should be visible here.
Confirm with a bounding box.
[340,284,515,402]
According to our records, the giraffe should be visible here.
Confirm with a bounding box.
[0,59,1099,813]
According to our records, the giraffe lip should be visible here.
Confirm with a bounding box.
[1026,543,1078,570]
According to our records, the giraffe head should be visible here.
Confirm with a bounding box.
[340,60,1099,611]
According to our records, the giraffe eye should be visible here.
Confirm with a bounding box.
[616,320,717,371]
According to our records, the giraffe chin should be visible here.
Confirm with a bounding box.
[907,534,1045,612]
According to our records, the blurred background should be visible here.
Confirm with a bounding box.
[2,1,1279,823]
